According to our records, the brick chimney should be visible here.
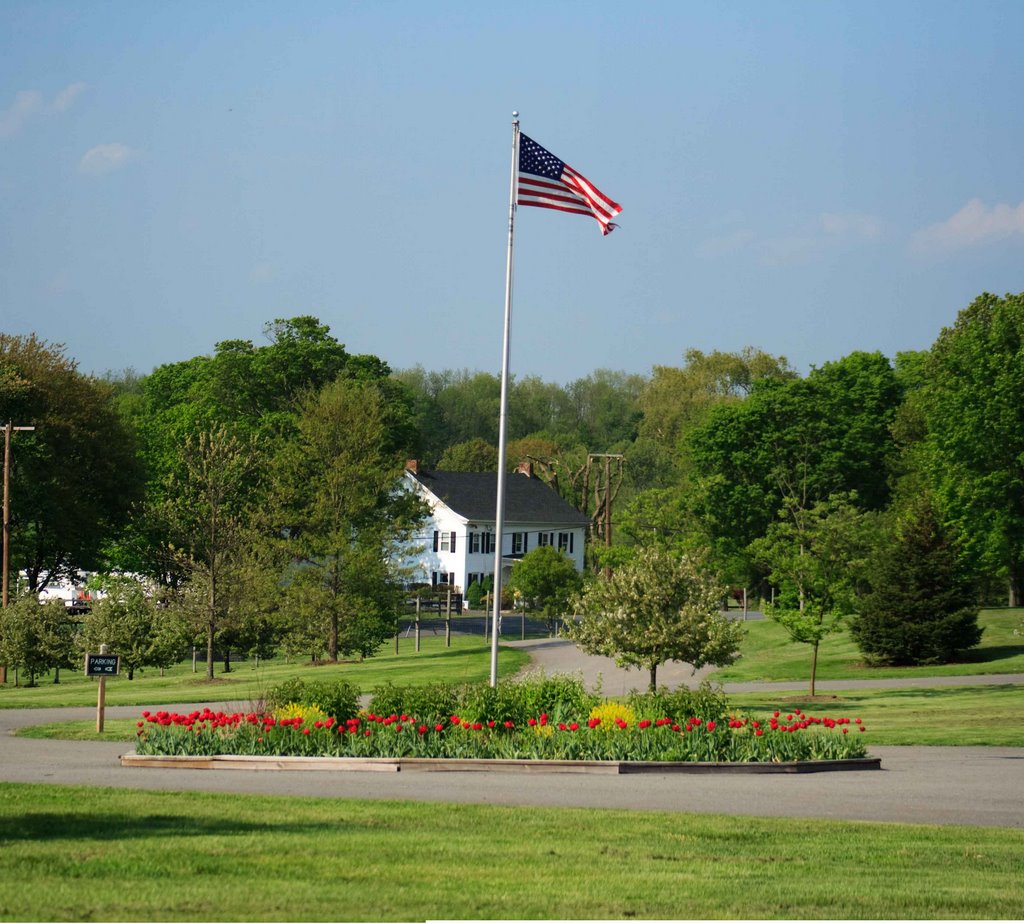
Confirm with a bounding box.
[516,460,534,478]
[405,459,419,474]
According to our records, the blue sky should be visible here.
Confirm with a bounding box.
[3,1,1024,383]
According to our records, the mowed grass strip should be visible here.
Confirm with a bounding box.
[0,636,530,710]
[710,608,1024,684]
[0,783,1020,921]
[727,683,1024,747]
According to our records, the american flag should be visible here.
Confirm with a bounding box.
[517,133,622,235]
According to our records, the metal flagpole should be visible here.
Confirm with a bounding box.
[489,112,520,688]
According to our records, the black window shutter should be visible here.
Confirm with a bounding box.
[433,531,439,552]
[569,532,574,554]
[450,532,456,553]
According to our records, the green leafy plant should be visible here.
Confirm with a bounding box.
[266,677,360,721]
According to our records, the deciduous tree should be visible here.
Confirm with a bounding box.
[506,546,582,634]
[568,546,742,692]
[274,378,425,661]
[77,574,192,680]
[916,292,1024,603]
[0,334,143,590]
[751,493,871,696]
[158,427,265,680]
[0,596,75,686]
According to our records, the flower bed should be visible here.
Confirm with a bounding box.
[133,706,869,764]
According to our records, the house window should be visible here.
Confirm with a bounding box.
[512,532,526,555]
[434,531,456,553]
[432,571,453,586]
[538,532,554,547]
[481,532,494,555]
[558,532,574,554]
[469,532,481,554]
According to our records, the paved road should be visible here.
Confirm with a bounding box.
[2,638,1022,829]
[503,636,1024,695]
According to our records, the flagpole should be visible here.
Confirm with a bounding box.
[489,112,520,688]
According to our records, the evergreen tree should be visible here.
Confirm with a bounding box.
[851,497,982,665]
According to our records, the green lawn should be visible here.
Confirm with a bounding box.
[710,608,1024,684]
[0,636,529,710]
[0,783,1020,921]
[728,683,1024,747]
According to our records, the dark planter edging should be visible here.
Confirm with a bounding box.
[121,751,881,774]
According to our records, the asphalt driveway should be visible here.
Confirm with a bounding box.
[3,637,1023,830]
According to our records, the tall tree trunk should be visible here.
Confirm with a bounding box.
[1008,556,1024,607]
[329,613,339,662]
[648,662,658,693]
[809,640,819,697]
[207,563,216,680]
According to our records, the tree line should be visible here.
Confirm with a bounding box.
[2,291,1023,683]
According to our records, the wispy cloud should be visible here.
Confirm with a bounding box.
[79,142,138,175]
[697,211,883,267]
[911,198,1024,254]
[52,82,87,113]
[0,90,44,137]
[695,228,755,260]
[821,211,881,240]
[0,83,87,137]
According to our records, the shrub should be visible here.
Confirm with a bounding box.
[368,674,599,727]
[369,681,460,725]
[630,682,730,725]
[267,677,360,721]
[460,673,598,725]
[465,582,484,609]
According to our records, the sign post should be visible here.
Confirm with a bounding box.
[85,644,119,733]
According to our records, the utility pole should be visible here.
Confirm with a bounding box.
[1,423,35,684]
[587,452,624,547]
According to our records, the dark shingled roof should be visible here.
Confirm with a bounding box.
[410,469,589,526]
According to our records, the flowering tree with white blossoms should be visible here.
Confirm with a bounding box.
[568,546,743,692]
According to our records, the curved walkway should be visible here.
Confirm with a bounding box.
[503,636,1024,695]
[1,640,1022,829]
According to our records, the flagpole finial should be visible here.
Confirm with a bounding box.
[512,110,519,121]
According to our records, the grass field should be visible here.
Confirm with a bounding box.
[0,636,530,710]
[708,608,1024,684]
[1,783,1021,921]
[727,683,1024,747]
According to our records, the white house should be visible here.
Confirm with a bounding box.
[400,460,589,591]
